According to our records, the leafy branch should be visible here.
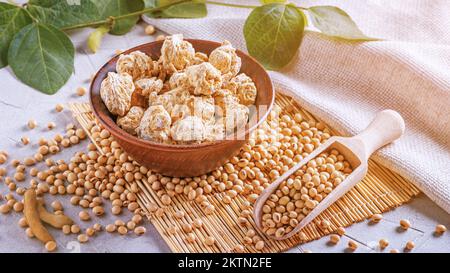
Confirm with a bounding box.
[61,0,191,31]
[0,0,376,95]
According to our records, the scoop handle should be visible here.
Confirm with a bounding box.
[352,110,405,160]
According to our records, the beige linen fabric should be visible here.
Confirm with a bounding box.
[143,0,450,213]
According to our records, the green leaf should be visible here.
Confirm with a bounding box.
[0,3,32,68]
[87,25,110,53]
[144,0,158,8]
[308,6,377,41]
[27,0,145,35]
[146,0,207,18]
[260,0,286,4]
[27,0,100,29]
[8,23,75,94]
[93,0,145,35]
[244,3,305,70]
[158,0,186,6]
[159,2,206,18]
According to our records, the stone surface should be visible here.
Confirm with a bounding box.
[0,18,449,253]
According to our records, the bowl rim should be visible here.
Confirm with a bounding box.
[90,38,275,151]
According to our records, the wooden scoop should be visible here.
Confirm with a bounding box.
[253,110,405,240]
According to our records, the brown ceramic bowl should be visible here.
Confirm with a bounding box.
[90,39,274,177]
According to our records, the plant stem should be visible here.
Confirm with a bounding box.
[204,1,258,9]
[205,1,307,10]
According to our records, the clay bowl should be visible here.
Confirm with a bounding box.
[90,39,274,177]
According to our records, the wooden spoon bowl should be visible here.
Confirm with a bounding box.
[90,39,275,177]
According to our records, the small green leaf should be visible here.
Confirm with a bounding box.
[260,0,286,4]
[87,25,110,53]
[8,23,75,94]
[308,6,377,41]
[94,0,145,35]
[0,3,32,68]
[146,0,207,18]
[244,3,305,70]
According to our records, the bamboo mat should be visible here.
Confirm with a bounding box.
[69,93,420,253]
